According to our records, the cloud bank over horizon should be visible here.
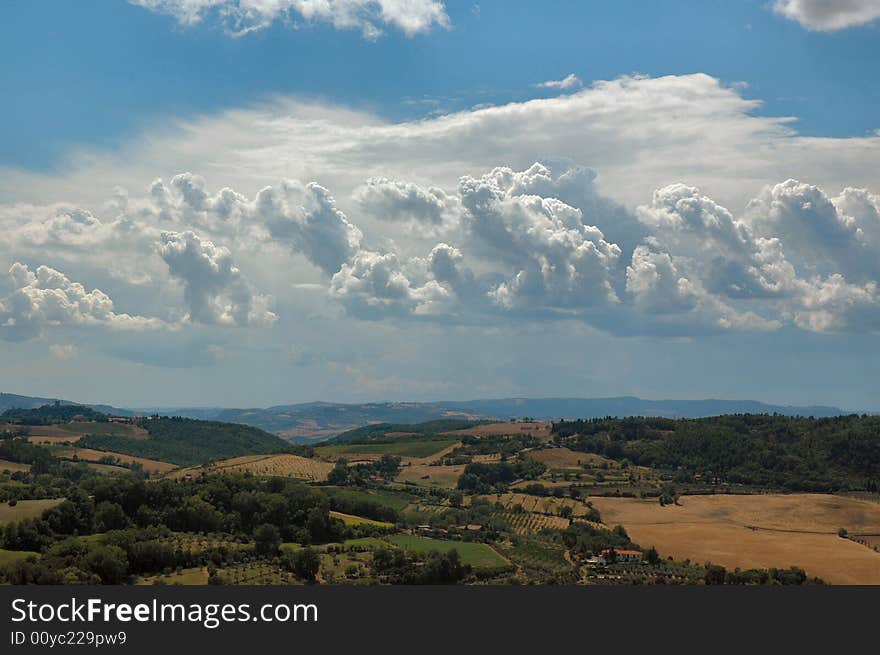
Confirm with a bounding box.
[2,71,879,406]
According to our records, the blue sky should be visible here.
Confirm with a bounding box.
[1,1,879,409]
[3,1,879,170]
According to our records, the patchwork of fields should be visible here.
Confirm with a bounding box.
[3,410,880,586]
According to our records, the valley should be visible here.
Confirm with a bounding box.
[0,402,877,585]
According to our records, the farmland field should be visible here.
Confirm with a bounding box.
[317,439,458,458]
[53,447,177,474]
[218,562,299,585]
[526,447,615,469]
[445,422,552,440]
[591,494,880,585]
[384,534,510,569]
[0,459,31,473]
[0,498,64,525]
[329,511,394,528]
[497,510,570,534]
[324,487,412,512]
[193,453,333,481]
[481,493,601,523]
[24,425,82,442]
[27,435,83,445]
[395,463,465,488]
[58,422,149,439]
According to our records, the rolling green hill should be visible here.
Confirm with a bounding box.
[78,417,295,467]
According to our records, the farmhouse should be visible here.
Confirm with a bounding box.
[602,549,644,563]
[587,549,645,565]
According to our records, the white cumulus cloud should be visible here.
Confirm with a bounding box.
[0,263,164,341]
[535,73,583,91]
[773,0,880,31]
[158,230,277,326]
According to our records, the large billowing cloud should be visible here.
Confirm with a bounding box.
[773,0,880,31]
[0,263,164,341]
[158,230,276,326]
[329,249,451,318]
[130,0,450,37]
[256,181,363,276]
[2,73,880,373]
[354,177,460,236]
[458,165,622,311]
[4,159,880,339]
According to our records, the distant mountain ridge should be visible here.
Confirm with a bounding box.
[435,397,850,421]
[1,392,859,443]
[0,392,131,417]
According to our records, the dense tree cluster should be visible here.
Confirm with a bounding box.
[370,547,471,584]
[326,455,402,486]
[0,474,392,584]
[443,434,542,463]
[1,403,109,425]
[553,414,880,491]
[457,460,547,493]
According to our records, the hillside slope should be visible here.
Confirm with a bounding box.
[78,417,295,467]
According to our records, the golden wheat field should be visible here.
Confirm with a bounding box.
[445,421,552,440]
[55,448,178,474]
[27,435,83,445]
[0,458,30,473]
[186,454,334,482]
[591,494,880,585]
[526,447,615,469]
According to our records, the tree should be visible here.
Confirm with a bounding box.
[254,524,281,557]
[704,564,726,585]
[327,460,350,485]
[287,547,320,582]
[94,501,130,532]
[376,454,402,479]
[85,545,129,584]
